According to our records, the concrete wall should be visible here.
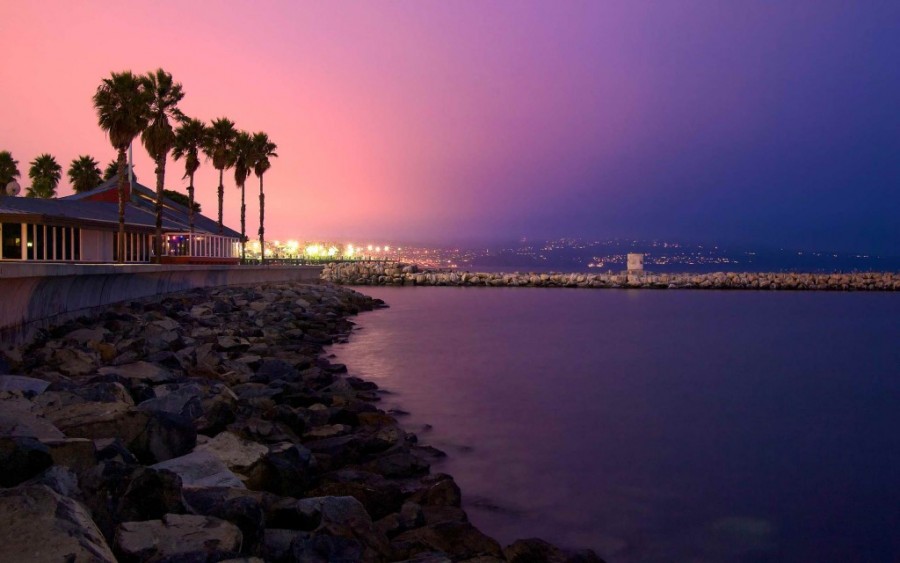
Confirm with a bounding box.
[0,263,323,345]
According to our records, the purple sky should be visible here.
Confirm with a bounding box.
[1,1,898,253]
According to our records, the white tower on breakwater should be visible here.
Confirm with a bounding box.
[627,253,644,272]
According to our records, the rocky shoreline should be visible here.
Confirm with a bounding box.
[323,261,899,291]
[0,282,603,563]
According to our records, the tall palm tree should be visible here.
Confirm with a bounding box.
[0,151,20,192]
[232,131,254,260]
[202,117,237,235]
[172,117,207,234]
[27,153,62,198]
[93,71,151,262]
[67,155,102,193]
[141,69,185,261]
[251,132,277,264]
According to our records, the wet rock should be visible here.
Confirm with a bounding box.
[393,520,503,561]
[311,468,404,521]
[0,485,116,563]
[78,462,188,540]
[292,495,390,561]
[408,473,462,507]
[64,326,111,346]
[0,401,65,440]
[46,401,149,442]
[196,430,269,475]
[504,538,607,563]
[182,488,269,554]
[132,411,197,464]
[76,381,135,405]
[152,450,246,488]
[138,385,203,419]
[249,442,316,497]
[42,437,96,470]
[0,375,50,394]
[23,465,82,499]
[363,450,430,478]
[255,358,300,382]
[290,532,365,562]
[98,361,175,384]
[115,513,242,562]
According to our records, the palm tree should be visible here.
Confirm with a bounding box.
[141,69,185,261]
[172,117,207,234]
[27,153,62,198]
[103,159,118,181]
[67,155,102,193]
[104,159,138,182]
[0,151,20,192]
[251,132,277,264]
[93,71,151,262]
[202,117,237,235]
[232,131,254,260]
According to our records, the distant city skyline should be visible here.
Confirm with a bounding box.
[1,1,897,254]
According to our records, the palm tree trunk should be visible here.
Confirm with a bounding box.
[154,155,166,263]
[217,168,224,235]
[258,175,265,265]
[116,149,128,263]
[240,182,246,261]
[188,172,195,235]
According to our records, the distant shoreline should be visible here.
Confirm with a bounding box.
[323,262,899,291]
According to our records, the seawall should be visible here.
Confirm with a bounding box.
[0,263,323,345]
[322,261,899,291]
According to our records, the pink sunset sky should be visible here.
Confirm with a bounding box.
[1,1,898,252]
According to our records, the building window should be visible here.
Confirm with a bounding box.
[2,223,23,259]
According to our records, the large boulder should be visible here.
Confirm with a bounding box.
[0,402,65,440]
[46,401,195,464]
[0,375,50,394]
[0,485,116,563]
[288,496,390,561]
[152,450,246,488]
[392,520,503,561]
[98,361,175,384]
[247,442,316,497]
[309,469,404,520]
[115,513,242,562]
[195,431,268,476]
[183,487,276,555]
[45,401,148,443]
[133,410,197,463]
[504,538,606,563]
[79,463,188,540]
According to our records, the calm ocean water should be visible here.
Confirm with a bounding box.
[329,287,900,563]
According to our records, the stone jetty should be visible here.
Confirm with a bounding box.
[0,282,603,563]
[323,261,899,291]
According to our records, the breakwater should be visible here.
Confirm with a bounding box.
[323,261,899,291]
[0,282,602,562]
